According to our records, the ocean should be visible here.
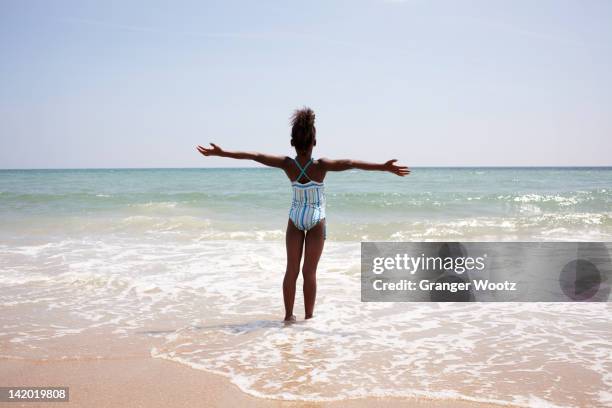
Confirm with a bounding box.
[1,167,611,407]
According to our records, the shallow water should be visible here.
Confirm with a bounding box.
[1,168,611,407]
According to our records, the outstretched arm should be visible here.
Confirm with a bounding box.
[196,143,287,169]
[319,158,410,176]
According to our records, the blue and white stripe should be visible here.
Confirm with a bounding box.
[289,181,326,231]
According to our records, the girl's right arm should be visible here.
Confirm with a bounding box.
[196,143,288,169]
[319,158,410,176]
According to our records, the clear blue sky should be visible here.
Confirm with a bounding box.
[1,0,611,168]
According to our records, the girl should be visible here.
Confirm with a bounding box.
[196,107,409,322]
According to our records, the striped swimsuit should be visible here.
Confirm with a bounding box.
[288,157,326,236]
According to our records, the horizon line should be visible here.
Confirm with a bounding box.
[1,165,612,171]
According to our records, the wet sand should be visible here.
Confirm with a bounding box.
[0,357,513,408]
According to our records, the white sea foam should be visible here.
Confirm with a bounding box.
[512,194,580,206]
[2,237,610,407]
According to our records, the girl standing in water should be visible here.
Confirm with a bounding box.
[197,107,409,321]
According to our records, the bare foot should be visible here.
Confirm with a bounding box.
[305,314,314,320]
[284,315,297,323]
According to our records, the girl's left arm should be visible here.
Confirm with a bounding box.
[319,158,410,176]
[196,143,287,169]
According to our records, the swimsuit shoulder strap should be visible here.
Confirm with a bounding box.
[293,157,313,182]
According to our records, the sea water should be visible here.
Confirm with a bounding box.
[1,167,611,407]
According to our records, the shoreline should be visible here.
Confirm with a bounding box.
[1,357,519,408]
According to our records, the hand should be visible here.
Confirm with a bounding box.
[384,159,410,176]
[196,143,224,157]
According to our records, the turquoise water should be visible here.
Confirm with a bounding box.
[1,167,611,242]
[1,167,611,407]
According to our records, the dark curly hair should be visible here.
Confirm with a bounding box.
[290,107,316,152]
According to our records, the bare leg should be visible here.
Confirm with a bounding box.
[283,219,305,321]
[302,219,325,319]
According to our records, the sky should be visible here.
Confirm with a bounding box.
[0,0,611,168]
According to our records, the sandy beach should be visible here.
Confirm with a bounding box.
[1,357,510,408]
[0,326,510,408]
